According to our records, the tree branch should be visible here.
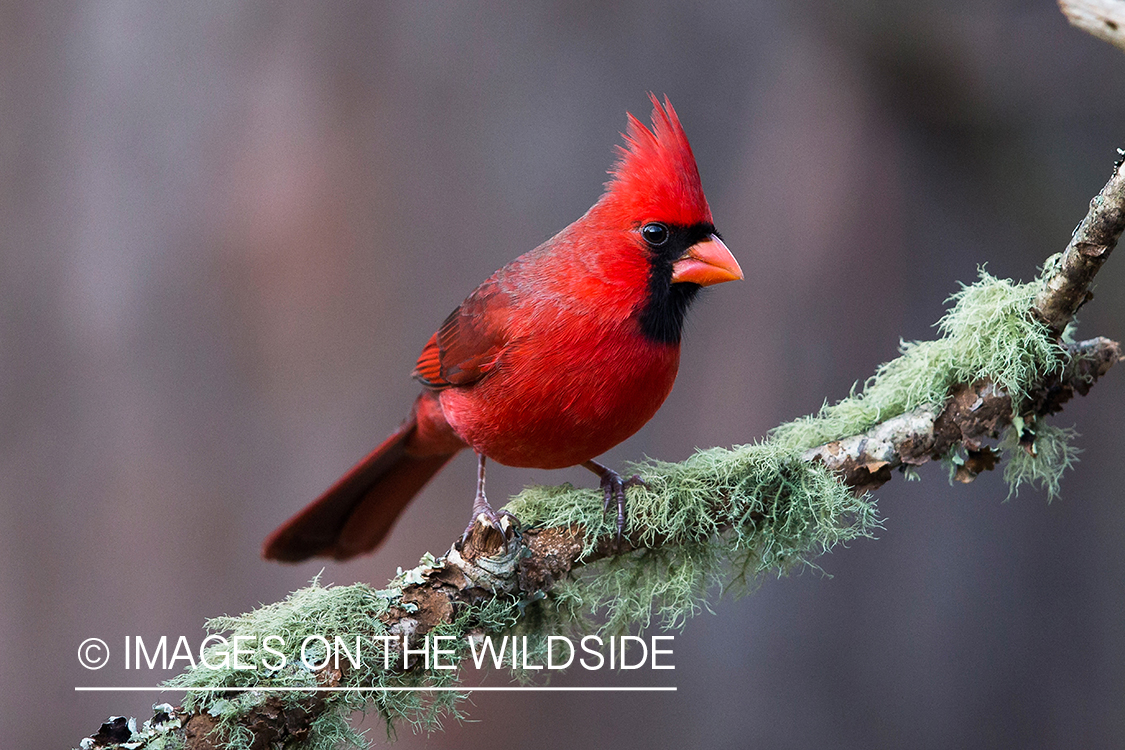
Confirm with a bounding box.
[804,336,1121,493]
[1032,150,1125,329]
[79,154,1125,750]
[80,158,1124,750]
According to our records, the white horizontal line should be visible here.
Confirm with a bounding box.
[75,686,675,693]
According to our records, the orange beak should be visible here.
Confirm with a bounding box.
[670,235,743,286]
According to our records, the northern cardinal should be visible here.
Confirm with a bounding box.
[263,95,742,562]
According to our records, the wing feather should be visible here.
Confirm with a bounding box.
[411,278,512,389]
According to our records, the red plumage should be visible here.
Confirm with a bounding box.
[263,95,741,562]
[603,97,712,228]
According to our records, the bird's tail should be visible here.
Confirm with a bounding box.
[262,394,461,562]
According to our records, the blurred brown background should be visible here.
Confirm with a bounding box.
[4,2,1124,748]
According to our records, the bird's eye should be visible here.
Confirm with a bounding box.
[641,222,669,246]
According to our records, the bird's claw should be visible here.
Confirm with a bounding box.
[599,471,648,540]
[460,499,518,547]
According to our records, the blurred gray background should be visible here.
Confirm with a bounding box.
[4,2,1124,748]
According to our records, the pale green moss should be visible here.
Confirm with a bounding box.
[147,267,1083,750]
[771,270,1063,451]
[999,421,1081,499]
[507,441,874,634]
[164,578,485,749]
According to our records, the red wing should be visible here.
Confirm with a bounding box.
[412,278,513,390]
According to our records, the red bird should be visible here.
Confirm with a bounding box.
[263,95,742,562]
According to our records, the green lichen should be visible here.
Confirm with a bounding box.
[771,269,1063,451]
[163,577,492,749]
[507,441,874,635]
[999,421,1081,499]
[143,267,1083,750]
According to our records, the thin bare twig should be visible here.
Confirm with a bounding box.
[1059,0,1125,53]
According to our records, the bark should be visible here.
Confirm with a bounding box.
[78,150,1125,750]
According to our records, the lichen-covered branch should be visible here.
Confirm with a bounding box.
[79,156,1124,750]
[1033,149,1125,329]
[804,337,1121,493]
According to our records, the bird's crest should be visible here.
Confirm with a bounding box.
[603,94,713,227]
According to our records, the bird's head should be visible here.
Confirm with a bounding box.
[592,94,742,344]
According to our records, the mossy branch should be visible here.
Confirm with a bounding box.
[80,157,1124,750]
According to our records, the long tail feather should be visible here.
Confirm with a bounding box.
[263,415,458,561]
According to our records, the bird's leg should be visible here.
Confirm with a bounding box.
[582,459,648,540]
[462,454,516,543]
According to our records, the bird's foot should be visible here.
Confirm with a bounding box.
[460,494,519,551]
[597,470,648,540]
